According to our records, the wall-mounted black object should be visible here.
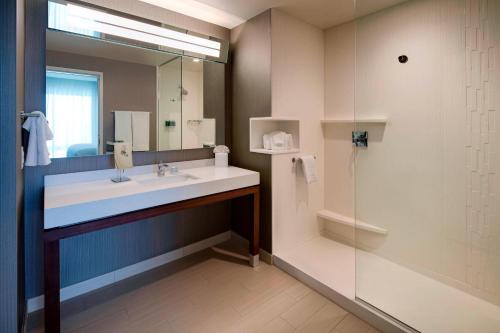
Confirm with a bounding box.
[353,131,368,147]
[398,55,408,63]
[165,120,176,127]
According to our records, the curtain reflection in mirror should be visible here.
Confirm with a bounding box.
[46,70,100,158]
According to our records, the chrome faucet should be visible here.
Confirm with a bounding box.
[156,162,169,176]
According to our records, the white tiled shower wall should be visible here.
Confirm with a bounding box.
[271,9,325,255]
[324,0,500,305]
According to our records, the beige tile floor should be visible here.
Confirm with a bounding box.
[29,255,380,333]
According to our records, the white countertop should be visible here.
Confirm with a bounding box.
[44,159,259,229]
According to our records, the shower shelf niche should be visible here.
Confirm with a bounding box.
[317,209,388,235]
[249,117,300,155]
[320,117,388,124]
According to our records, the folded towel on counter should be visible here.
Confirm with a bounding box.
[300,155,318,184]
[22,111,53,166]
[263,134,271,150]
[285,133,293,150]
[263,131,294,151]
[270,131,286,150]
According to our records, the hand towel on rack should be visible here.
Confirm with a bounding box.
[22,111,53,166]
[132,112,150,151]
[300,155,318,184]
[114,111,132,144]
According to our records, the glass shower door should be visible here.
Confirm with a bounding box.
[354,0,500,332]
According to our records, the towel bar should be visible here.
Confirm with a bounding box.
[20,112,40,118]
[292,156,316,163]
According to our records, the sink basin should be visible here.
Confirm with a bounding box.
[134,173,198,186]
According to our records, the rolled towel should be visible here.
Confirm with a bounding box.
[22,111,53,166]
[263,134,271,150]
[300,155,317,184]
[270,131,286,150]
[285,134,293,150]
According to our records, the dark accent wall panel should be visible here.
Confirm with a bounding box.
[230,11,273,252]
[24,0,231,300]
[16,0,26,329]
[1,0,21,331]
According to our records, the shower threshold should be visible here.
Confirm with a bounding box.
[274,236,500,333]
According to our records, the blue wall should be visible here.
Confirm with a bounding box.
[23,0,231,299]
[1,0,21,331]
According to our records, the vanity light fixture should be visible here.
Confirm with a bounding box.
[138,0,246,29]
[192,58,201,62]
[66,3,221,58]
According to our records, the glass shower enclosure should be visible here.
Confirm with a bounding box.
[353,0,500,331]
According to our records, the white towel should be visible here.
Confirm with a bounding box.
[270,131,287,150]
[22,111,53,166]
[263,134,271,150]
[114,111,132,144]
[132,112,150,151]
[300,155,317,184]
[285,134,293,150]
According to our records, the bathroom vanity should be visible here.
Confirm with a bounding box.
[36,1,240,331]
[43,160,260,332]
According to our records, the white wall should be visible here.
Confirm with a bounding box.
[271,9,325,254]
[158,60,182,150]
[181,68,204,148]
[325,0,500,305]
[181,64,216,149]
[324,21,356,232]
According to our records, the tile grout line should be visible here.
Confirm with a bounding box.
[280,300,328,329]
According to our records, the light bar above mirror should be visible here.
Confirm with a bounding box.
[47,0,228,63]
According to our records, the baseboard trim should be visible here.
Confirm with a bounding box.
[27,231,231,313]
[259,248,273,264]
[229,231,273,264]
[273,255,417,333]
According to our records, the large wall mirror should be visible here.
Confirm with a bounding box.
[45,0,228,158]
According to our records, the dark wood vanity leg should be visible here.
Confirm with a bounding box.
[249,189,260,267]
[44,238,60,333]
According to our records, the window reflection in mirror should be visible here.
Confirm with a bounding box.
[46,69,102,158]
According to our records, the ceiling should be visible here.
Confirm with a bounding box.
[143,0,409,30]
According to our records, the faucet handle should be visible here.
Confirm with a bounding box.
[156,161,169,176]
